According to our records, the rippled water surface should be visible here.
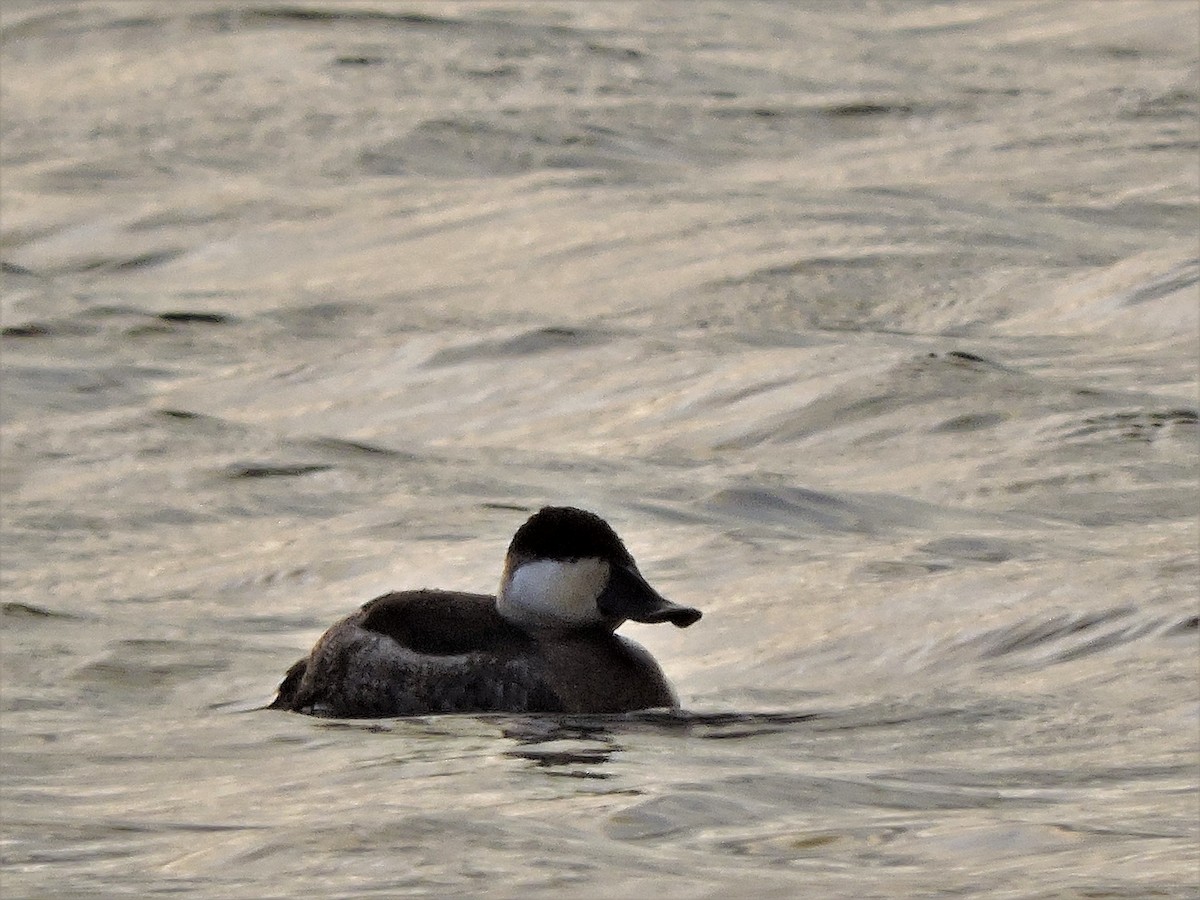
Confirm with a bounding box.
[2,2,1198,897]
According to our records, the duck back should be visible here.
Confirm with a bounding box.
[272,590,563,717]
[271,589,678,717]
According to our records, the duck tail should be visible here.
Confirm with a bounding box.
[268,657,309,710]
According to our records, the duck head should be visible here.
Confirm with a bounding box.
[496,506,702,632]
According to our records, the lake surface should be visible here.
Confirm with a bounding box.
[2,2,1197,897]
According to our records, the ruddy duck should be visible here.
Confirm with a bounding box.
[270,506,701,717]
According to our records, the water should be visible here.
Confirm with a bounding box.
[2,2,1197,897]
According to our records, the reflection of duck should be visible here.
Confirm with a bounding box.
[271,507,701,717]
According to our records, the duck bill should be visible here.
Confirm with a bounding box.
[598,565,702,629]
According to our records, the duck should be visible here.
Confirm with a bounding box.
[270,506,701,717]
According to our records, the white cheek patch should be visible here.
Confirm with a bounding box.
[499,559,610,628]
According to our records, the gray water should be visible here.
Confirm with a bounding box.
[2,2,1198,897]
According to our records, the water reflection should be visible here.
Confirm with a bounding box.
[287,708,831,778]
[497,709,828,777]
[498,717,620,778]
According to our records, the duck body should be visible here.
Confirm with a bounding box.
[270,507,701,718]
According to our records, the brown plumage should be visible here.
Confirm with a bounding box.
[270,507,701,718]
